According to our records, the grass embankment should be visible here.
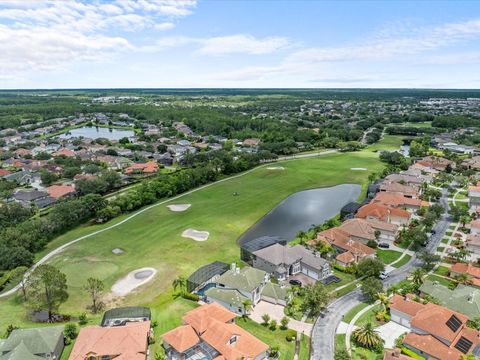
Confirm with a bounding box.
[0,151,383,336]
[376,249,402,264]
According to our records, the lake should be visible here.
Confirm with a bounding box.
[58,126,134,140]
[238,184,361,246]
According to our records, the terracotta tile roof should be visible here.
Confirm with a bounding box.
[182,303,236,334]
[0,169,11,177]
[468,185,480,194]
[200,319,269,360]
[335,251,355,264]
[380,182,419,196]
[47,184,75,199]
[470,220,480,230]
[69,321,150,360]
[403,333,461,360]
[340,218,376,240]
[450,262,480,280]
[389,294,426,317]
[372,192,422,208]
[125,161,159,174]
[356,203,410,222]
[162,325,199,353]
[383,349,414,360]
[52,148,75,157]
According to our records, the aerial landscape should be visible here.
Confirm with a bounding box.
[1,1,480,360]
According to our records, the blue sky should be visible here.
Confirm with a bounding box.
[1,0,480,89]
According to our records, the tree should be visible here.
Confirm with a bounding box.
[418,250,440,271]
[459,215,471,228]
[455,273,473,286]
[301,282,332,317]
[280,316,289,330]
[452,248,471,263]
[9,266,29,301]
[261,313,270,326]
[410,268,426,287]
[269,319,277,331]
[172,276,187,296]
[269,345,280,359]
[361,277,383,302]
[83,278,104,313]
[40,169,58,186]
[357,258,385,278]
[28,265,69,321]
[376,292,389,312]
[242,299,252,317]
[352,322,383,349]
[64,323,78,340]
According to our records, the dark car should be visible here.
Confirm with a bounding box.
[289,279,302,287]
[378,243,390,249]
[431,230,436,235]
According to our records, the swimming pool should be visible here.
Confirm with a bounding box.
[196,283,216,296]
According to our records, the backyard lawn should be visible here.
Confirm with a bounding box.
[0,150,384,336]
[391,254,412,268]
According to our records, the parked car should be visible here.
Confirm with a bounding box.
[378,243,390,249]
[289,279,302,287]
[379,271,389,280]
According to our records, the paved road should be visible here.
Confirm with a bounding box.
[0,149,338,299]
[310,189,450,360]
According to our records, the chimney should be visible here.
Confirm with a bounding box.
[231,262,236,272]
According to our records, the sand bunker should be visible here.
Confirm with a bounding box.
[266,166,285,170]
[351,168,368,171]
[111,267,157,296]
[167,204,191,212]
[112,248,124,254]
[182,228,209,241]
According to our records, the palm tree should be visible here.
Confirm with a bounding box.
[172,276,187,295]
[352,322,383,349]
[452,248,471,263]
[410,268,426,287]
[456,273,474,286]
[242,299,253,317]
[376,292,389,312]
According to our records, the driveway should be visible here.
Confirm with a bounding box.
[250,300,312,335]
[376,321,410,349]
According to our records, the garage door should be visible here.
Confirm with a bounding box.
[304,268,319,280]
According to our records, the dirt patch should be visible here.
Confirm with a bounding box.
[167,204,191,212]
[266,166,285,170]
[182,228,209,241]
[111,267,157,297]
[351,168,368,171]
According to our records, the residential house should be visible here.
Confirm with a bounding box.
[252,243,331,281]
[372,192,423,211]
[470,219,480,235]
[417,156,455,171]
[47,184,76,199]
[340,218,398,243]
[384,173,424,187]
[0,169,11,177]
[13,189,49,208]
[162,303,268,360]
[468,184,480,208]
[466,233,480,256]
[52,148,75,157]
[379,182,419,199]
[419,280,480,319]
[0,326,64,360]
[204,265,288,314]
[69,321,151,360]
[243,138,261,147]
[462,156,480,170]
[313,227,375,267]
[450,263,480,288]
[389,294,480,360]
[125,161,159,175]
[356,203,411,226]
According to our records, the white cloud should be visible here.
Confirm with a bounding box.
[197,34,290,55]
[154,22,176,31]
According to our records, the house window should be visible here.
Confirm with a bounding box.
[229,336,237,345]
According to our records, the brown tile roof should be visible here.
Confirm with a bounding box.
[162,325,199,353]
[383,349,414,360]
[52,148,75,157]
[47,184,75,199]
[69,321,150,360]
[356,203,410,222]
[380,182,419,196]
[182,303,236,334]
[450,262,480,280]
[0,169,11,177]
[372,192,422,208]
[403,333,461,360]
[389,294,426,317]
[125,161,159,174]
[335,251,355,265]
[340,218,376,241]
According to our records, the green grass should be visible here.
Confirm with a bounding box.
[343,302,370,323]
[366,135,405,152]
[355,304,381,327]
[335,283,360,298]
[299,333,310,360]
[236,317,297,360]
[426,274,456,288]
[437,246,445,253]
[441,238,449,244]
[391,254,412,268]
[434,266,450,276]
[60,343,74,360]
[335,334,346,351]
[326,269,357,294]
[446,231,453,236]
[376,249,403,264]
[0,151,384,335]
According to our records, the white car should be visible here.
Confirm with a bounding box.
[379,271,389,280]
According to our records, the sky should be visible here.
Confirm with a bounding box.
[1,0,480,89]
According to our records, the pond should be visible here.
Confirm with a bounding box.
[58,126,134,140]
[238,184,361,246]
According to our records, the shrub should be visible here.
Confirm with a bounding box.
[367,240,378,249]
[78,313,88,325]
[181,292,199,302]
[269,319,277,331]
[285,329,297,342]
[261,314,270,326]
[64,323,78,339]
[280,316,289,330]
